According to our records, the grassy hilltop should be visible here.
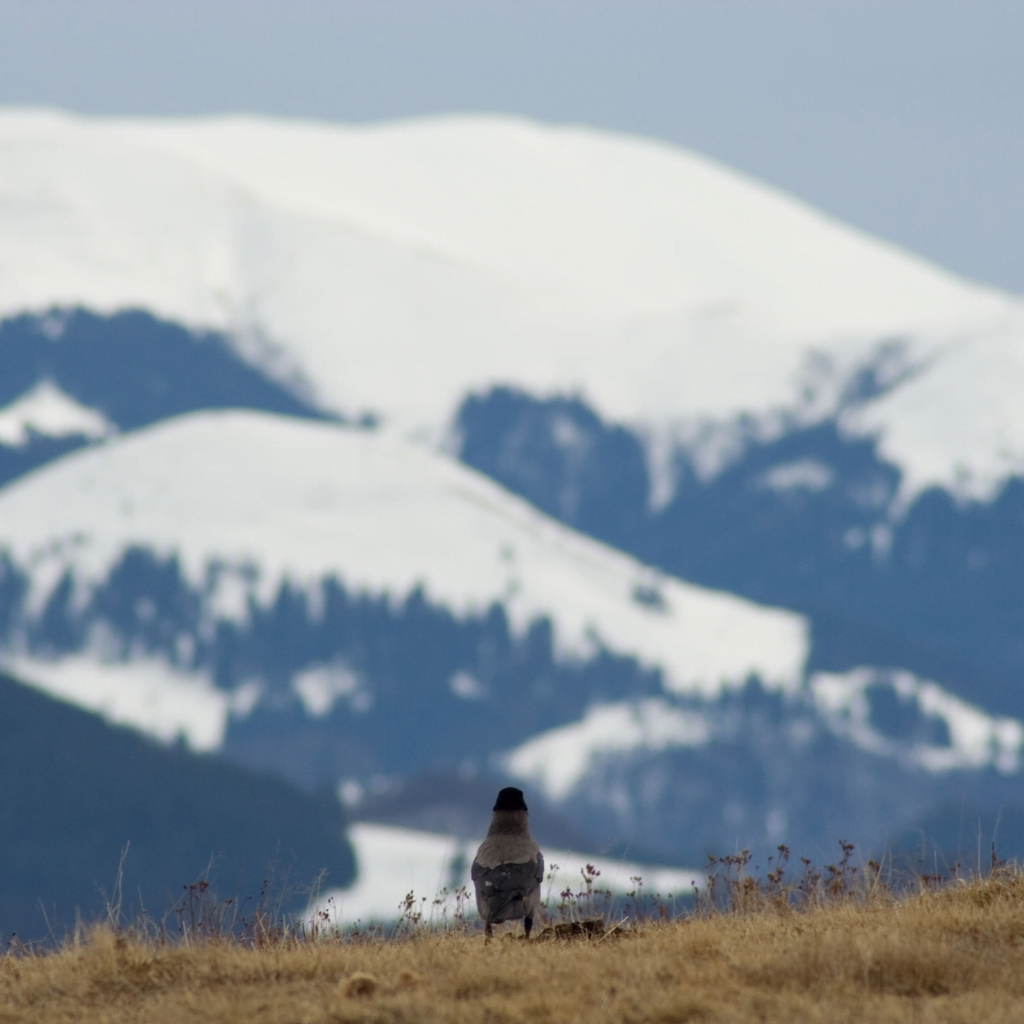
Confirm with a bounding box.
[3,868,1024,1023]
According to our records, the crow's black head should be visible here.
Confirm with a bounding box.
[493,787,528,812]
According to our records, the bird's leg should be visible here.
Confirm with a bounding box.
[484,922,493,939]
[523,915,533,939]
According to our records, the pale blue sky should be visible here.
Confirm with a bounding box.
[1,1,1021,292]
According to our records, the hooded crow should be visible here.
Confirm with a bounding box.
[472,787,544,938]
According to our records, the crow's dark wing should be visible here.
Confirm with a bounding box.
[472,859,539,892]
[472,857,541,922]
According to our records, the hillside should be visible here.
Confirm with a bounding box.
[455,386,1024,717]
[0,672,354,940]
[3,872,1024,1023]
[0,408,806,699]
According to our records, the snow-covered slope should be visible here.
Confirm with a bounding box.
[317,823,703,926]
[505,670,1024,807]
[1,108,1022,503]
[0,381,114,446]
[0,409,806,698]
[809,668,1024,775]
[0,652,231,751]
[500,668,1024,863]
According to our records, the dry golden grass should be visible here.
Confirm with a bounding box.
[4,872,1024,1023]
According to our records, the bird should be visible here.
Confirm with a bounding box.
[471,786,545,938]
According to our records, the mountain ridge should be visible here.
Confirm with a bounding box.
[1,109,1022,503]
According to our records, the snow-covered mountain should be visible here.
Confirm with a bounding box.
[0,408,1020,862]
[503,668,1024,861]
[454,387,1024,720]
[0,409,806,695]
[1,108,1023,865]
[0,306,328,488]
[1,109,1022,503]
[0,409,809,811]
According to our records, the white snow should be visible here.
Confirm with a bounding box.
[839,317,1024,508]
[0,380,114,447]
[449,671,487,700]
[505,700,711,802]
[0,409,810,700]
[0,108,1022,505]
[756,459,835,494]
[292,661,361,717]
[1,651,229,750]
[311,823,703,926]
[506,667,1024,806]
[811,668,1024,774]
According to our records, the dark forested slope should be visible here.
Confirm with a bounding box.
[0,672,354,940]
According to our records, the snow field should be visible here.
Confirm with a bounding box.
[311,823,704,926]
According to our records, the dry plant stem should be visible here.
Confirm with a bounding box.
[3,872,1024,1023]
